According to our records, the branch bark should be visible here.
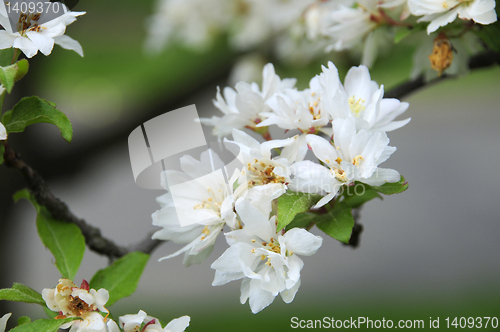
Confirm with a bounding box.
[386,51,500,100]
[3,142,161,260]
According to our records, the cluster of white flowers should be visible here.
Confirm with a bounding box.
[41,279,190,332]
[0,3,85,58]
[153,62,409,313]
[145,0,315,52]
[146,0,497,71]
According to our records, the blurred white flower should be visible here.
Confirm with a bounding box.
[119,310,190,332]
[291,118,400,207]
[200,63,296,138]
[0,121,6,141]
[211,199,322,313]
[0,10,85,58]
[319,62,410,133]
[145,0,232,51]
[42,278,114,332]
[152,150,237,266]
[408,0,497,34]
[230,0,314,50]
[0,313,11,332]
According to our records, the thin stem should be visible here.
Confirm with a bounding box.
[11,48,21,65]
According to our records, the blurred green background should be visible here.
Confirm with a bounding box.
[1,1,499,331]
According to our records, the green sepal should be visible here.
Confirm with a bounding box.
[9,317,81,332]
[4,96,73,143]
[17,317,31,326]
[316,202,355,244]
[0,59,29,93]
[394,23,427,44]
[43,307,58,319]
[90,252,149,307]
[0,283,45,306]
[13,189,86,280]
[277,191,322,232]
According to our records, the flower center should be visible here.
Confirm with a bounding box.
[334,168,348,182]
[250,238,293,267]
[193,187,223,216]
[245,159,286,186]
[67,295,96,317]
[17,12,42,35]
[348,96,366,117]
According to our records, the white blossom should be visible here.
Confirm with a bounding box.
[42,278,115,332]
[226,128,304,200]
[290,118,400,207]
[259,76,330,135]
[318,62,410,133]
[152,150,238,266]
[200,63,296,138]
[229,0,314,50]
[211,199,322,313]
[0,121,6,141]
[0,9,85,58]
[119,310,190,332]
[0,313,11,332]
[408,0,497,34]
[145,0,232,51]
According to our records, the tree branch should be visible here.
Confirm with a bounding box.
[386,51,500,100]
[3,142,162,260]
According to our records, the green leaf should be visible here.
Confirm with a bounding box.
[371,176,408,195]
[285,212,331,232]
[277,192,322,232]
[14,189,86,280]
[0,144,4,165]
[0,283,45,306]
[4,96,73,143]
[90,252,149,306]
[2,110,12,124]
[343,185,382,208]
[17,317,31,326]
[0,49,15,67]
[9,317,81,332]
[316,202,355,244]
[0,59,29,93]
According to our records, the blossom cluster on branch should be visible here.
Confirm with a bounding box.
[146,0,497,78]
[152,62,410,313]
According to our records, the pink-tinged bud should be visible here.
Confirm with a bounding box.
[254,118,262,125]
[142,319,157,332]
[80,279,90,291]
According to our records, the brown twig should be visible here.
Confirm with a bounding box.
[3,141,162,260]
[386,51,500,99]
